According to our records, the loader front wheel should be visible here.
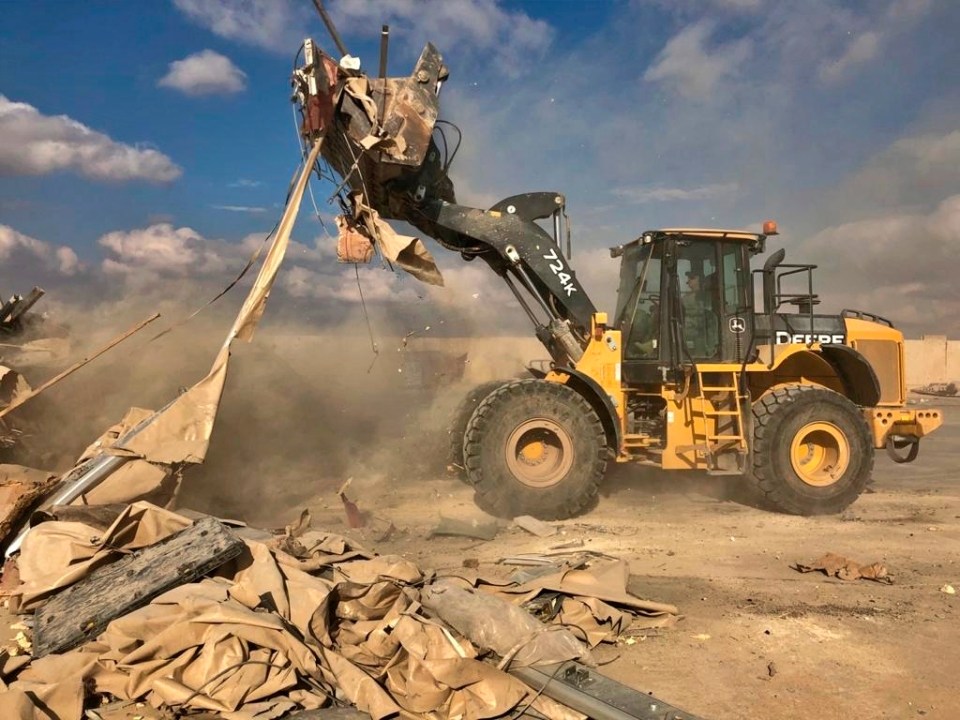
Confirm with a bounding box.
[448,380,513,483]
[463,379,608,520]
[749,384,873,515]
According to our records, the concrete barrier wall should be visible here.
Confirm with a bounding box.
[904,336,960,387]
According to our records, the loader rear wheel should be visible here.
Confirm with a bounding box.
[749,384,873,515]
[463,379,607,520]
[448,380,512,483]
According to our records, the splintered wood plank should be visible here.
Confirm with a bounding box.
[33,516,244,656]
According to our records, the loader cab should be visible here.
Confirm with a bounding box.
[613,229,765,384]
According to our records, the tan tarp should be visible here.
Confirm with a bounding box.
[340,77,407,156]
[118,139,323,467]
[335,214,375,264]
[14,502,191,610]
[342,193,444,287]
[0,505,601,719]
[452,559,681,647]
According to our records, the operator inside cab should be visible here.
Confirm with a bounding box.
[682,269,720,358]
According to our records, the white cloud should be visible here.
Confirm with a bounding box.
[840,129,960,211]
[172,0,311,50]
[172,0,552,75]
[801,194,960,335]
[331,0,553,75]
[228,178,262,188]
[0,96,181,182]
[613,182,739,204]
[98,224,236,279]
[212,204,268,213]
[158,49,247,95]
[819,31,881,84]
[644,21,751,99]
[0,224,81,276]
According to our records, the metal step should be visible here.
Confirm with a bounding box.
[706,468,746,476]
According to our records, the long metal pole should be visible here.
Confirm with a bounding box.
[510,662,703,720]
[3,405,164,557]
[0,313,160,421]
[310,0,350,58]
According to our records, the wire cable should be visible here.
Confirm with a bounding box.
[144,160,302,345]
[290,98,384,366]
[436,119,462,172]
[354,264,380,373]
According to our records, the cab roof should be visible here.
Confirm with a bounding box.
[654,227,765,241]
[610,227,767,257]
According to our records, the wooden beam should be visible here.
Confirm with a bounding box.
[33,517,244,656]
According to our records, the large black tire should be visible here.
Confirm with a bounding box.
[463,379,608,520]
[447,380,513,482]
[749,384,874,515]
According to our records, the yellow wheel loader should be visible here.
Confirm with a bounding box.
[291,38,943,520]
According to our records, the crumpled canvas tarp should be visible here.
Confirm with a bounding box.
[119,139,325,469]
[336,192,444,287]
[451,558,681,648]
[0,503,652,719]
[4,140,329,525]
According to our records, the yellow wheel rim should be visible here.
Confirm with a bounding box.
[790,421,850,487]
[505,419,573,488]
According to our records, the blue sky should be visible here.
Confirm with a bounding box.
[1,0,958,337]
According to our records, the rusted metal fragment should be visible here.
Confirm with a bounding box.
[296,43,454,220]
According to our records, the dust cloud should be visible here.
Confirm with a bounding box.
[3,281,544,527]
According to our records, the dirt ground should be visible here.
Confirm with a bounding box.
[8,327,957,720]
[243,395,958,720]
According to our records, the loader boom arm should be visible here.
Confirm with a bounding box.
[415,195,598,363]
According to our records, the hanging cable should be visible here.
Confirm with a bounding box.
[144,159,303,345]
[355,264,379,372]
[436,119,462,172]
[291,113,385,368]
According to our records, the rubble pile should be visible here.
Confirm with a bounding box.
[0,502,680,719]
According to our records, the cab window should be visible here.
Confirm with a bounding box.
[619,243,662,360]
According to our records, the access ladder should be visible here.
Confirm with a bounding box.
[695,368,748,473]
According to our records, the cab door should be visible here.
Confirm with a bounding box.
[616,241,666,384]
[717,241,754,363]
[674,239,754,364]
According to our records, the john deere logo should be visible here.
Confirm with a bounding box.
[729,317,746,333]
